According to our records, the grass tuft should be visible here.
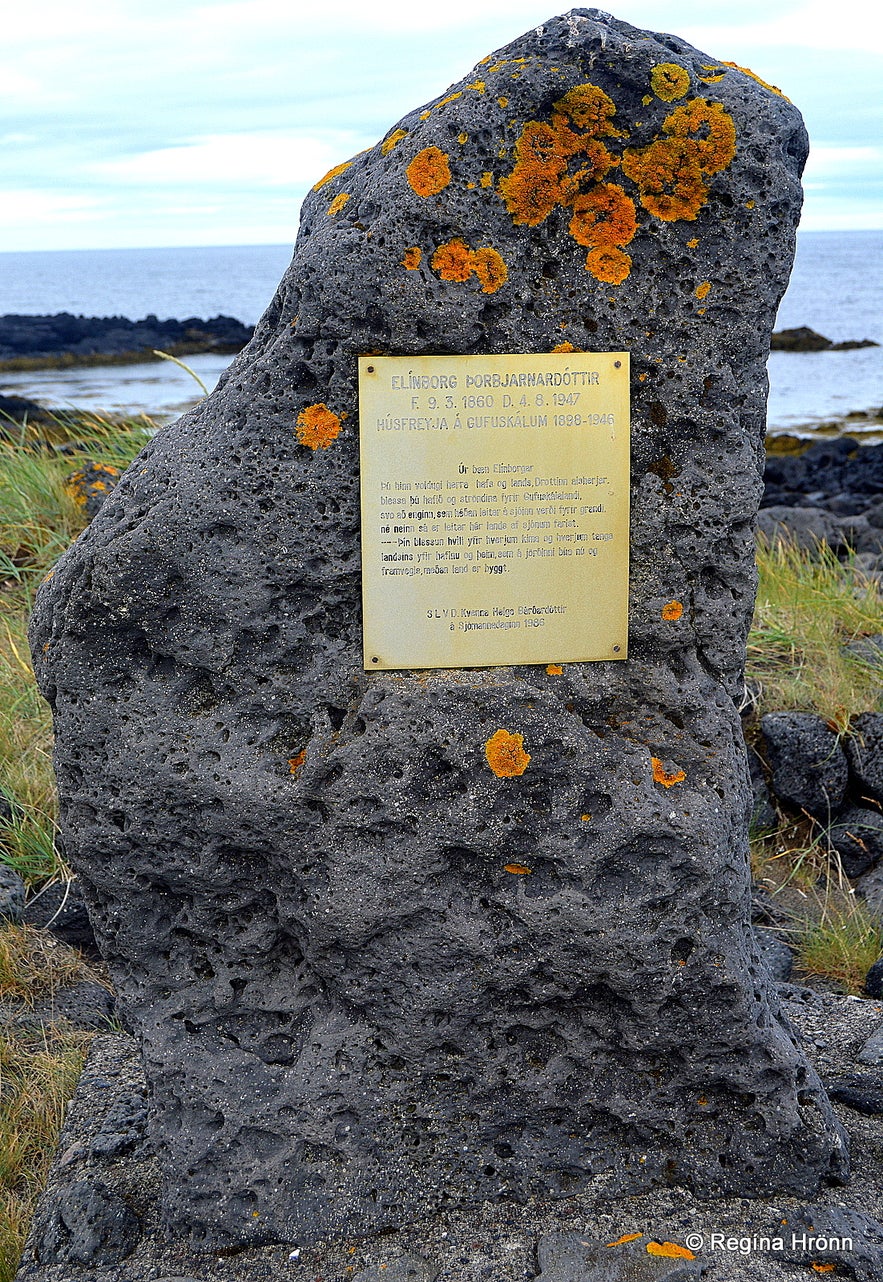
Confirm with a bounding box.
[749,537,883,727]
[0,1027,90,1282]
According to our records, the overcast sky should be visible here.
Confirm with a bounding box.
[2,0,881,253]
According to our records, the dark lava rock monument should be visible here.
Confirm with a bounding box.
[31,6,848,1253]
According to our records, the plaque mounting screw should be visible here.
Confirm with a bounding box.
[614,360,621,368]
[366,365,375,373]
[613,645,621,653]
[371,656,379,664]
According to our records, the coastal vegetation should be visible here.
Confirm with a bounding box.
[0,412,882,1275]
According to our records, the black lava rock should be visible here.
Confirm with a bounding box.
[0,313,253,364]
[21,879,99,958]
[31,1178,139,1266]
[845,713,883,806]
[826,1074,883,1115]
[31,9,845,1251]
[754,928,794,981]
[829,806,883,878]
[0,864,26,923]
[64,461,122,519]
[761,712,848,820]
[534,1232,702,1281]
[864,958,883,998]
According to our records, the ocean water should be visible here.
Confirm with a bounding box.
[0,233,880,434]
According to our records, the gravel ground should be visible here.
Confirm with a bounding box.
[13,985,883,1282]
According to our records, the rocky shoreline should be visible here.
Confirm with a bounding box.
[0,317,875,375]
[0,312,253,372]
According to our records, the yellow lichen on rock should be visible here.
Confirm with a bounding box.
[326,192,350,216]
[661,600,684,620]
[313,160,352,191]
[485,729,531,778]
[651,757,687,788]
[406,146,452,197]
[472,246,508,293]
[722,61,787,98]
[295,403,344,450]
[650,63,691,102]
[402,246,422,270]
[431,238,474,283]
[695,280,711,300]
[381,129,408,156]
[554,82,619,136]
[430,239,507,293]
[568,183,636,249]
[586,246,632,284]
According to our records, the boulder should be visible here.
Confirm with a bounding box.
[761,712,848,820]
[0,864,26,923]
[829,806,883,878]
[845,713,883,806]
[31,7,845,1251]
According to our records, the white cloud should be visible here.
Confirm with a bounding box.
[805,144,883,172]
[93,130,364,189]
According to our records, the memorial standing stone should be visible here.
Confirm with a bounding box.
[31,7,847,1250]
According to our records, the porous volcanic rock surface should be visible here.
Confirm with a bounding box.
[30,6,845,1252]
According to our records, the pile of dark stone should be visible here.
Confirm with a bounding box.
[757,709,883,890]
[770,326,879,352]
[0,313,253,365]
[760,437,883,585]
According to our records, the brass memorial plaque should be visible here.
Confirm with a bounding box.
[359,353,630,670]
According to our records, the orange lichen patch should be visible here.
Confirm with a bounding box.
[722,60,787,98]
[431,237,474,283]
[651,757,687,788]
[586,245,631,285]
[687,236,699,248]
[695,280,711,300]
[811,1267,835,1275]
[468,80,487,93]
[698,1095,709,1106]
[381,129,408,156]
[554,82,619,137]
[552,343,576,353]
[312,159,352,191]
[457,132,468,144]
[622,138,707,221]
[661,600,684,621]
[546,663,564,674]
[569,183,636,248]
[480,171,494,188]
[295,403,344,450]
[407,147,451,197]
[580,813,591,822]
[471,246,508,294]
[745,199,755,209]
[650,62,691,101]
[288,749,307,776]
[606,1233,643,1248]
[419,110,431,121]
[435,92,463,109]
[327,192,350,216]
[485,729,531,778]
[499,143,567,226]
[402,246,422,270]
[663,98,736,173]
[497,96,509,108]
[699,73,726,84]
[504,863,532,875]
[647,1242,695,1261]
